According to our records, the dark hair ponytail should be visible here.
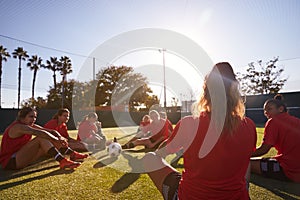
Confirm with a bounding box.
[274,94,284,101]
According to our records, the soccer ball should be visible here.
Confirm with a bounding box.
[107,142,122,157]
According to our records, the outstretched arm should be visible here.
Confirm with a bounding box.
[33,124,62,137]
[147,135,165,149]
[9,123,67,147]
[251,143,272,157]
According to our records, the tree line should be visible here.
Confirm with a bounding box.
[0,44,288,110]
[0,44,160,111]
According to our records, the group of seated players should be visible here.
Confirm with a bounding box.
[44,108,174,153]
[0,107,172,170]
[1,62,299,200]
[122,110,173,151]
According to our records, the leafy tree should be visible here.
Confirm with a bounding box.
[58,56,73,108]
[12,47,29,108]
[237,57,287,95]
[21,96,47,108]
[127,82,156,111]
[144,95,160,110]
[95,66,158,111]
[72,80,98,109]
[0,45,10,108]
[46,79,84,110]
[27,55,43,99]
[43,57,59,90]
[45,84,62,109]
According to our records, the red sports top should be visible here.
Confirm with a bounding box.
[44,119,69,138]
[77,120,97,141]
[166,112,257,200]
[263,112,300,182]
[140,120,150,127]
[144,118,173,142]
[0,121,32,168]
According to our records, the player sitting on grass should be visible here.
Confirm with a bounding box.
[142,62,257,199]
[77,112,107,151]
[122,110,173,151]
[251,94,300,182]
[121,114,151,147]
[136,114,151,137]
[0,107,88,170]
[44,108,87,152]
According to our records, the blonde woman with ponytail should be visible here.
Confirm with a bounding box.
[143,62,257,200]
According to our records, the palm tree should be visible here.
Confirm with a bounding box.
[0,45,11,108]
[43,57,59,90]
[12,47,29,109]
[27,55,43,99]
[58,56,73,107]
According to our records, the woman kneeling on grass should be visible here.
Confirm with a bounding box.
[251,94,300,182]
[0,107,88,170]
[143,62,257,200]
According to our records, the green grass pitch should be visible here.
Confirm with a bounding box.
[0,127,299,199]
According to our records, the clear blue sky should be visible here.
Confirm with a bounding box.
[1,0,300,108]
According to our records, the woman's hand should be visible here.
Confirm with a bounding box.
[50,136,68,149]
[58,136,68,147]
[50,130,62,138]
[95,121,102,128]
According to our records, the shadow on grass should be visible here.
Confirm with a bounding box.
[123,148,148,153]
[251,174,300,199]
[0,159,75,190]
[111,172,140,193]
[110,152,143,193]
[93,156,118,168]
[0,157,58,182]
[0,165,58,182]
[123,147,158,153]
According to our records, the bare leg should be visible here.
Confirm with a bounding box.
[132,138,152,148]
[122,131,147,147]
[122,136,139,148]
[143,152,178,193]
[126,136,139,144]
[15,137,53,169]
[68,139,88,152]
[84,136,106,150]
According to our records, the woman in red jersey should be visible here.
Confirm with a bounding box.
[0,107,85,170]
[251,94,300,183]
[137,114,151,137]
[121,114,151,147]
[77,112,106,151]
[44,108,86,152]
[143,62,257,200]
[122,110,173,151]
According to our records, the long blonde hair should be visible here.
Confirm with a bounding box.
[196,62,245,132]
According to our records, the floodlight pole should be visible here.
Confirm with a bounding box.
[93,57,96,81]
[62,74,66,108]
[159,48,167,109]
